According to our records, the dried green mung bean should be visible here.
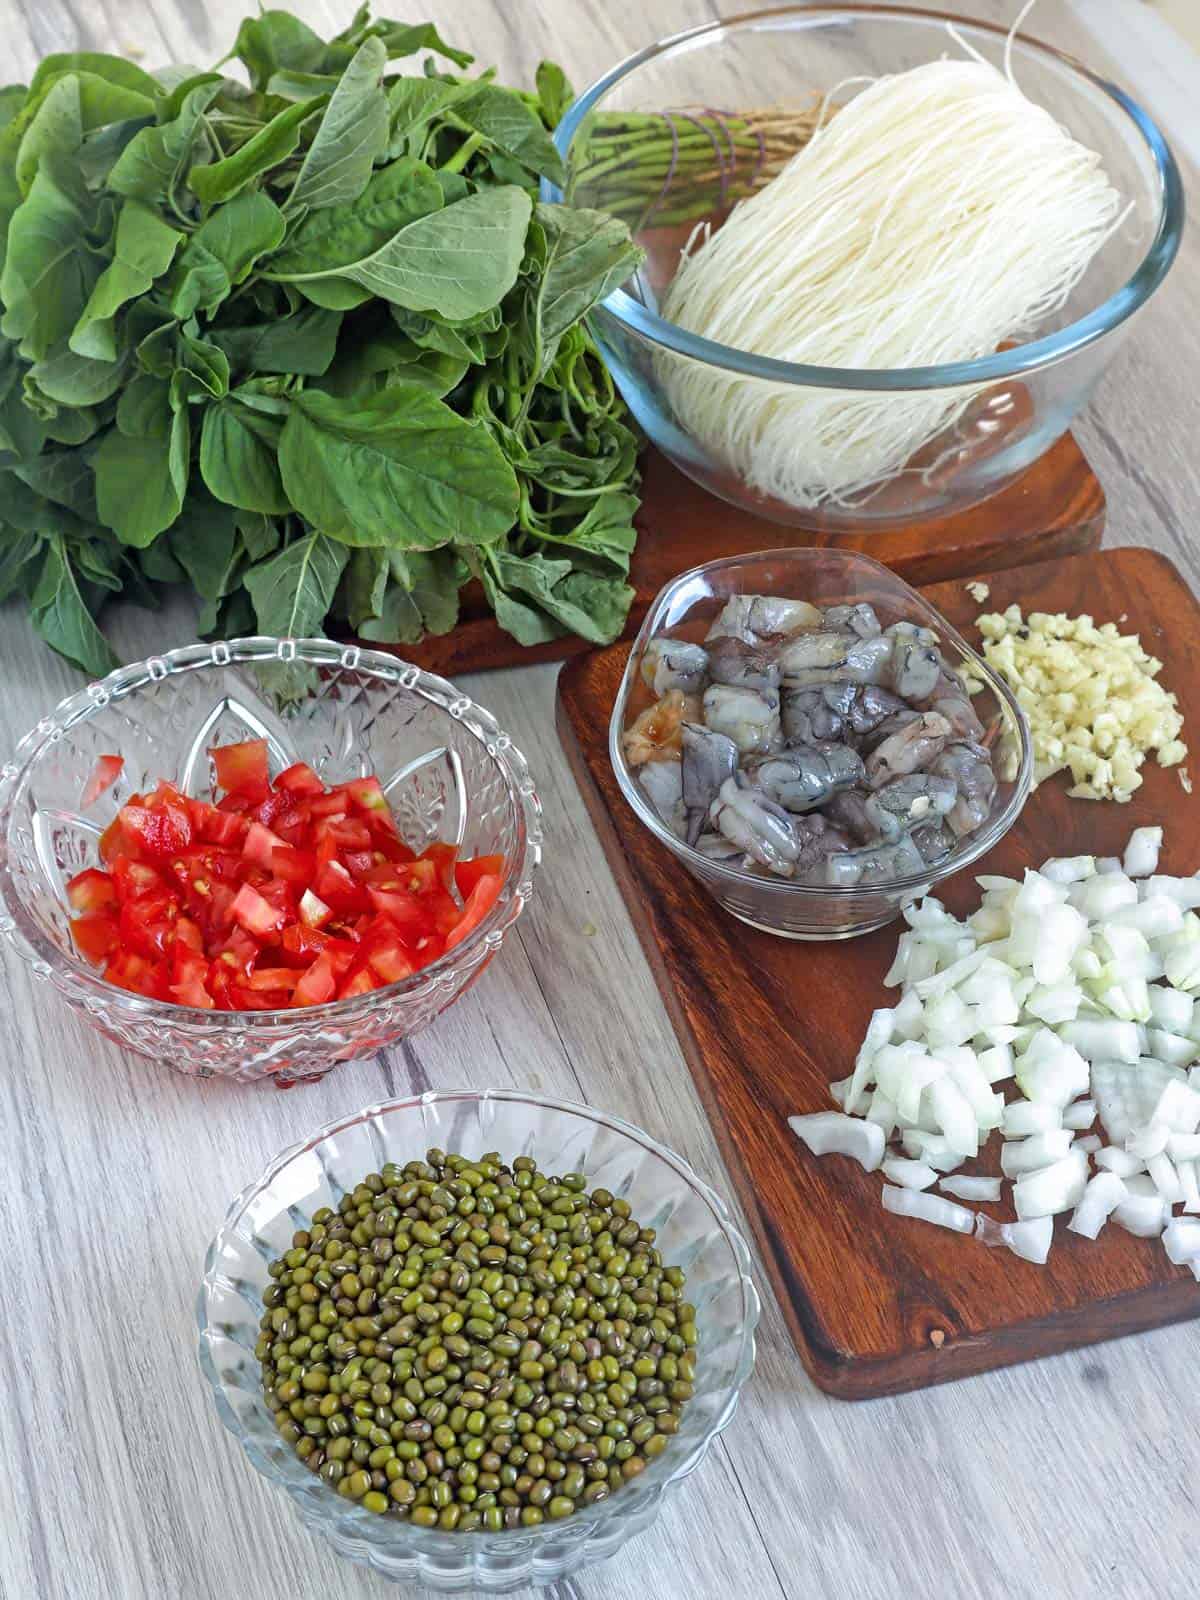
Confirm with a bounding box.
[259,1148,697,1529]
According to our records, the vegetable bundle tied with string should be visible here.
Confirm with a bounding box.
[661,49,1125,511]
[0,9,644,675]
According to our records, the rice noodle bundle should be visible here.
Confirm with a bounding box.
[660,56,1124,509]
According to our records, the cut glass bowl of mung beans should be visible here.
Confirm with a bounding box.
[198,1089,759,1592]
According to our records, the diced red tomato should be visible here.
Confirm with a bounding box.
[321,817,372,852]
[340,776,395,825]
[66,867,116,913]
[68,739,508,1011]
[445,874,503,952]
[231,882,286,938]
[72,911,120,963]
[367,885,434,937]
[339,968,379,999]
[119,793,192,860]
[367,942,415,985]
[112,856,164,899]
[212,925,259,976]
[211,739,270,800]
[253,790,296,830]
[171,953,214,1009]
[243,821,285,869]
[119,894,178,959]
[270,844,316,886]
[423,842,459,894]
[309,791,350,819]
[105,949,166,1000]
[80,754,123,811]
[299,888,332,929]
[191,799,247,847]
[247,967,300,991]
[341,849,376,880]
[455,855,504,899]
[293,950,338,1006]
[315,859,366,915]
[98,815,124,865]
[276,762,324,797]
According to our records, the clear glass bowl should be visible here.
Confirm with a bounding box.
[543,5,1183,531]
[0,638,541,1085]
[611,548,1032,939]
[197,1089,759,1593]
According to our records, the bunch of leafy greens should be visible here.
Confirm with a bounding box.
[0,9,644,676]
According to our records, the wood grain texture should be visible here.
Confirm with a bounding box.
[558,547,1200,1398]
[368,436,1104,676]
[0,3,1198,1600]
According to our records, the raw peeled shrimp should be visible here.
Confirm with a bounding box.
[864,712,952,789]
[706,594,822,644]
[846,684,909,737]
[749,743,865,813]
[778,631,893,689]
[777,630,855,686]
[864,774,957,841]
[702,683,781,756]
[637,760,686,838]
[925,669,985,741]
[812,834,926,887]
[931,742,998,837]
[709,775,800,876]
[681,723,739,844]
[641,638,709,697]
[885,621,942,701]
[707,634,781,693]
[911,819,956,864]
[622,690,700,766]
[824,602,881,638]
[782,683,855,744]
[825,788,876,844]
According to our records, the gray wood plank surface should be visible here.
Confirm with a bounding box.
[1,3,1198,1598]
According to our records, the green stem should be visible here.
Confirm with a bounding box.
[441,131,486,175]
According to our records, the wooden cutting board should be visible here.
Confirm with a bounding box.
[557,547,1200,1399]
[356,436,1104,676]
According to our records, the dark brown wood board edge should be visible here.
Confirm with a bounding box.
[344,434,1105,678]
[555,545,1200,1400]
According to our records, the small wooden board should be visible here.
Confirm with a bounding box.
[557,547,1200,1399]
[357,436,1104,677]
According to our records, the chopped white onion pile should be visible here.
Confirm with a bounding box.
[787,828,1200,1275]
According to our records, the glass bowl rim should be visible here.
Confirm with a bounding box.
[541,2,1185,393]
[0,635,542,1027]
[196,1085,761,1553]
[609,545,1034,897]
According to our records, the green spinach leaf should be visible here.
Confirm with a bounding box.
[244,529,348,635]
[30,533,119,675]
[286,35,388,212]
[70,200,182,360]
[189,98,320,205]
[270,185,531,321]
[200,397,289,513]
[279,385,518,550]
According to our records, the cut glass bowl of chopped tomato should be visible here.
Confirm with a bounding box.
[0,639,541,1085]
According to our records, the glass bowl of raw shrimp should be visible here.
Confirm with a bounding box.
[609,549,1032,939]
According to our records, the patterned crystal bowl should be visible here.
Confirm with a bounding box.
[198,1089,759,1593]
[0,638,541,1085]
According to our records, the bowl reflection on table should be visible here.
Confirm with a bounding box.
[543,5,1182,531]
[610,548,1033,940]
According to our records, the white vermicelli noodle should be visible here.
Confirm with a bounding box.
[660,57,1124,509]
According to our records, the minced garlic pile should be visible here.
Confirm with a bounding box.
[963,604,1189,802]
